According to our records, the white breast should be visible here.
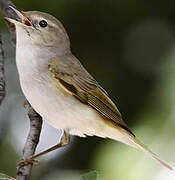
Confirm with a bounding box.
[15,26,108,137]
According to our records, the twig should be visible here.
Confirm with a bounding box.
[0,27,5,105]
[0,1,43,180]
[0,0,19,43]
[17,106,43,180]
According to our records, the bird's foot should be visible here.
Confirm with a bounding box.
[17,157,40,169]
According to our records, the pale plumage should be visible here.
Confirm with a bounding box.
[6,7,173,170]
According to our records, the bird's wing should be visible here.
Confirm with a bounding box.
[48,58,134,135]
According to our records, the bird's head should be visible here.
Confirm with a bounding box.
[5,6,70,53]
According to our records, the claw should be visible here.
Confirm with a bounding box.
[17,157,40,169]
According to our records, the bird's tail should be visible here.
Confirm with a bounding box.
[131,136,173,171]
[102,124,173,171]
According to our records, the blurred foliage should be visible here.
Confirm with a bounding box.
[82,171,98,180]
[0,173,15,180]
[0,0,175,179]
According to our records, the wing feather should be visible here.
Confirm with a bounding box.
[48,57,132,134]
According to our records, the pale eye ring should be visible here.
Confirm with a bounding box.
[39,20,48,28]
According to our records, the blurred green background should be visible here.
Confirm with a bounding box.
[0,0,175,179]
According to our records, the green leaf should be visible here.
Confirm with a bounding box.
[0,173,15,180]
[81,171,98,180]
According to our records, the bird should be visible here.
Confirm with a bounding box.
[5,6,173,170]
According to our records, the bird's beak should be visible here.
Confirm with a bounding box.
[5,6,32,27]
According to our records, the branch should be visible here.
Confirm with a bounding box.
[17,107,43,180]
[0,0,19,43]
[0,27,5,105]
[0,1,43,180]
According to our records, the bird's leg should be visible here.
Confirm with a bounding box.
[17,131,70,168]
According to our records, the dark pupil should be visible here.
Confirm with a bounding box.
[39,20,48,28]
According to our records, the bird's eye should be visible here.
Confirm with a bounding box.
[39,20,48,28]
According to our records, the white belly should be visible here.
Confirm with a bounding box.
[19,72,107,137]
